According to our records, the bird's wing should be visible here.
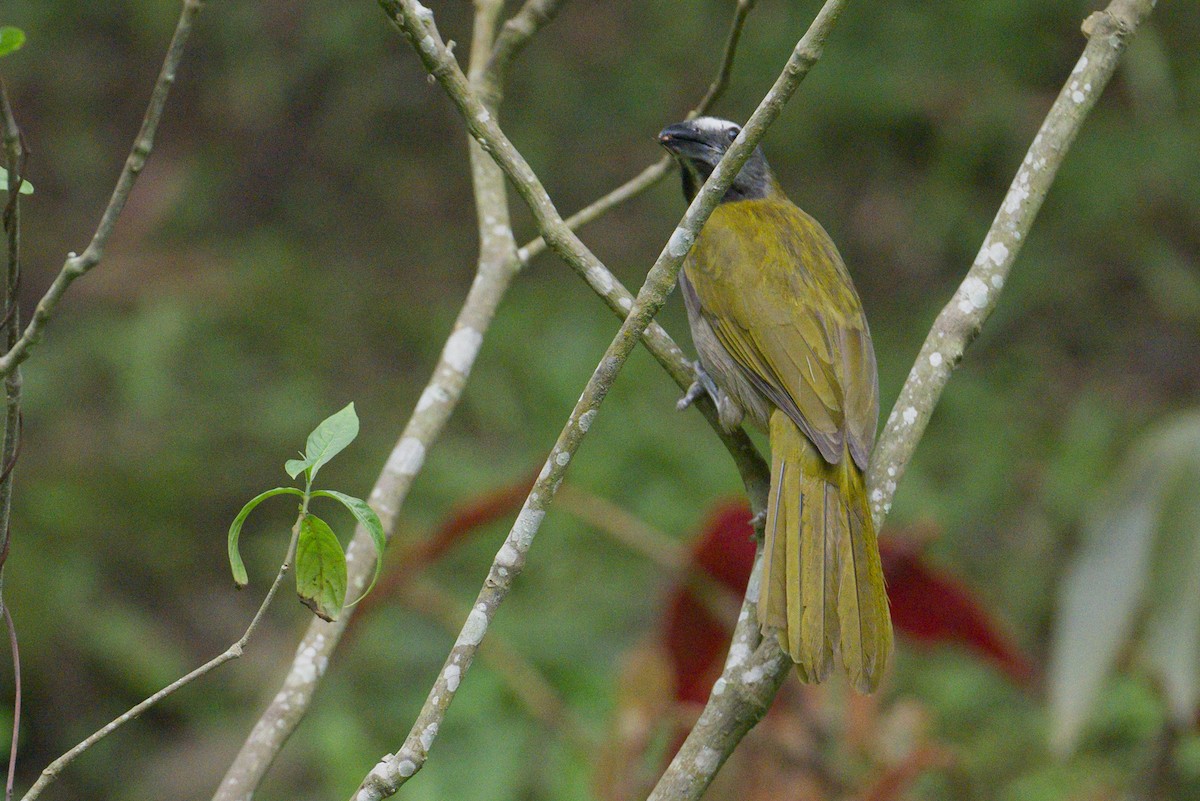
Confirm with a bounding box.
[684,198,878,467]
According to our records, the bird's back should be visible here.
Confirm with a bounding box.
[682,192,879,469]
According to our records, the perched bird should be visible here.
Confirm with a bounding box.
[659,117,892,692]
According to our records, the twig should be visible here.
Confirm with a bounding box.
[483,0,568,104]
[556,485,744,628]
[210,3,523,798]
[514,0,758,267]
[352,0,836,794]
[555,484,686,573]
[2,607,18,801]
[21,499,309,801]
[0,0,206,380]
[398,576,595,752]
[0,79,23,801]
[693,0,760,115]
[647,1,1158,798]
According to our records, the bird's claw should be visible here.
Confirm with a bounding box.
[676,361,720,411]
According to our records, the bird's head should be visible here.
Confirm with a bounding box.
[658,116,776,203]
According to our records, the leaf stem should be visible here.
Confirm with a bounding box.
[0,0,206,379]
[20,498,310,801]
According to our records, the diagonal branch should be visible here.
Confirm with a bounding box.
[351,1,846,797]
[648,1,1158,798]
[0,0,206,380]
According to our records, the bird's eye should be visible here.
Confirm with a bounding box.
[726,127,739,142]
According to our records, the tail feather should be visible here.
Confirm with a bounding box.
[759,410,893,692]
[799,472,836,681]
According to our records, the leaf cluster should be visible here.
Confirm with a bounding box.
[227,403,384,621]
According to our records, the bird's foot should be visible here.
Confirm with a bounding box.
[676,361,720,411]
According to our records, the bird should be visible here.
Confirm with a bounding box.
[659,116,892,692]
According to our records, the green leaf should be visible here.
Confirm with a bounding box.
[227,487,304,587]
[1048,411,1200,752]
[287,403,359,481]
[295,514,347,622]
[0,28,25,58]
[312,490,385,603]
[0,167,33,195]
[1139,417,1200,723]
[284,455,309,480]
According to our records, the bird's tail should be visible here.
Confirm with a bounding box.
[759,409,893,693]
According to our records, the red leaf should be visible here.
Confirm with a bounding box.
[880,537,1036,686]
[661,502,1036,703]
[662,501,756,705]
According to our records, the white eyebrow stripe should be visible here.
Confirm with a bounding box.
[692,116,740,133]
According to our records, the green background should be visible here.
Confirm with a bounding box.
[0,0,1198,798]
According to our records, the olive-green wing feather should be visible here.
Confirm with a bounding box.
[683,197,878,467]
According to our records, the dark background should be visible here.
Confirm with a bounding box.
[0,0,1198,798]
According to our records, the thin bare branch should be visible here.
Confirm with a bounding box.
[0,0,206,379]
[2,607,18,801]
[649,1,1158,797]
[556,484,686,573]
[864,0,1157,518]
[693,0,760,115]
[0,79,23,801]
[398,577,595,752]
[484,0,568,103]
[22,498,309,801]
[515,0,759,267]
[210,3,522,797]
[352,0,842,794]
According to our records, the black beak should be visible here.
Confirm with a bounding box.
[658,122,715,159]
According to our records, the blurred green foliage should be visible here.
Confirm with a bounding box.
[0,0,1196,799]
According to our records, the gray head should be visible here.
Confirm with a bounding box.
[658,116,775,203]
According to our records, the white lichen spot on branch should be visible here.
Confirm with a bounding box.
[957,276,990,313]
[457,608,489,647]
[511,508,546,549]
[666,227,694,258]
[387,437,427,477]
[443,664,461,692]
[443,326,484,373]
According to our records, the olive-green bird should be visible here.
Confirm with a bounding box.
[660,117,892,692]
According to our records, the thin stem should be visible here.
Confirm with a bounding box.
[647,1,1158,798]
[0,79,23,801]
[398,577,595,752]
[483,0,568,105]
[693,0,759,115]
[2,607,18,801]
[21,498,309,801]
[352,0,836,794]
[514,0,758,267]
[0,0,207,380]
